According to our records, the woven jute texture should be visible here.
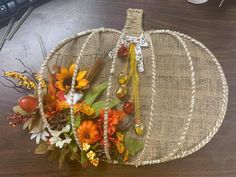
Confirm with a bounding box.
[38,9,228,166]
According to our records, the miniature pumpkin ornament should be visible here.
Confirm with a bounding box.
[36,9,228,167]
[18,95,38,113]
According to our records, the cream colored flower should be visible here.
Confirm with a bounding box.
[86,150,96,160]
[49,135,72,148]
[30,130,49,144]
[82,143,90,152]
[48,125,72,148]
[90,157,99,167]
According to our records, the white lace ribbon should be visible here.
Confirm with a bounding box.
[109,33,149,72]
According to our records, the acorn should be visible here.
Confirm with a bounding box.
[118,72,128,85]
[123,100,134,114]
[116,84,128,99]
[118,44,129,59]
[18,96,38,113]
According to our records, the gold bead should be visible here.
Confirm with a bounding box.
[118,72,128,85]
[116,84,128,99]
[134,123,144,136]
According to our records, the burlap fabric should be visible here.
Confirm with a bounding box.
[38,9,228,166]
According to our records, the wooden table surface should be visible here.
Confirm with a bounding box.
[0,0,236,176]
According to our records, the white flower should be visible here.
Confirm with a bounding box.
[48,125,72,148]
[49,135,72,148]
[30,130,49,144]
[50,124,71,137]
[65,91,83,105]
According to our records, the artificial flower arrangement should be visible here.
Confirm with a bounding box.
[3,43,144,168]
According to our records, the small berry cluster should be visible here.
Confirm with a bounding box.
[7,113,31,127]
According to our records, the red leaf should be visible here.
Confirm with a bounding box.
[56,90,66,101]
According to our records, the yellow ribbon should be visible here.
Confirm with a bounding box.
[128,43,140,123]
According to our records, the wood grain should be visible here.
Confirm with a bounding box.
[0,0,236,176]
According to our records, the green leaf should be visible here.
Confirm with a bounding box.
[74,116,81,128]
[67,115,71,125]
[124,138,144,156]
[80,151,88,166]
[48,148,60,161]
[91,99,121,118]
[23,117,34,130]
[29,116,44,133]
[34,142,51,154]
[90,142,100,151]
[68,141,78,153]
[69,152,79,161]
[59,147,70,168]
[13,105,28,116]
[84,82,108,105]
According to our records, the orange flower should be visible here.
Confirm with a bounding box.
[44,80,59,118]
[98,110,126,135]
[74,102,95,116]
[54,101,95,116]
[57,100,70,110]
[44,81,70,118]
[77,120,101,144]
[55,64,89,92]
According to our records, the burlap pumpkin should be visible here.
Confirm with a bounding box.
[38,8,228,166]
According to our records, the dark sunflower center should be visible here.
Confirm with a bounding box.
[63,77,78,87]
[84,132,91,139]
[63,77,72,87]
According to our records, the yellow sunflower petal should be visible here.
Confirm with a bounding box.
[69,64,75,76]
[76,70,87,81]
[55,81,65,91]
[77,79,89,89]
[60,66,69,76]
[65,85,71,90]
[55,73,65,81]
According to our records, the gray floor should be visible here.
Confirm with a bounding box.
[0,0,123,71]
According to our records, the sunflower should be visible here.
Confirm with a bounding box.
[77,120,101,145]
[55,64,89,92]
